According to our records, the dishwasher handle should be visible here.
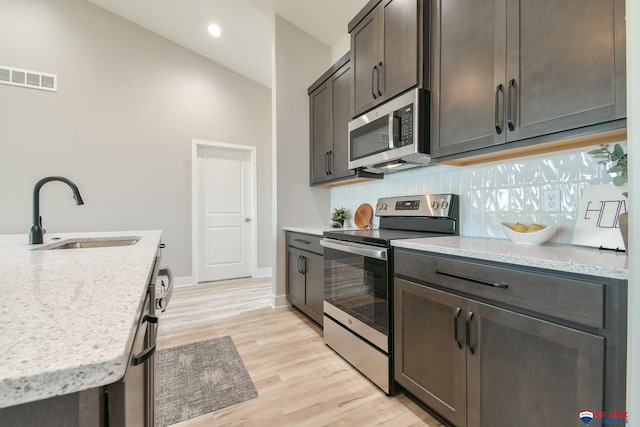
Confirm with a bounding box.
[320,239,387,260]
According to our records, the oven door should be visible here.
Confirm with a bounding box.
[321,239,390,347]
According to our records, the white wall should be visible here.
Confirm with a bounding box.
[0,0,272,279]
[331,34,351,63]
[272,15,332,305]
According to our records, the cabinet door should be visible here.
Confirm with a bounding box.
[303,251,324,326]
[394,278,467,427]
[286,247,305,307]
[431,0,506,158]
[351,11,379,117]
[506,0,626,142]
[309,82,333,185]
[330,62,355,181]
[466,300,604,427]
[379,0,419,104]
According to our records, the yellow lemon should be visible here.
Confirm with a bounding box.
[525,223,544,233]
[510,223,527,233]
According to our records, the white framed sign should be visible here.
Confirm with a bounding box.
[572,184,628,251]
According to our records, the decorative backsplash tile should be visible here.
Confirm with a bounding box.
[331,144,625,244]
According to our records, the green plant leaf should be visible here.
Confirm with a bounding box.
[613,175,626,186]
[613,144,625,157]
[607,165,624,173]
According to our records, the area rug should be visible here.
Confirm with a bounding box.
[155,336,258,426]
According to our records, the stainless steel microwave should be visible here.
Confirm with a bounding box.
[348,88,430,174]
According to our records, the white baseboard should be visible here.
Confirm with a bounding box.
[271,293,289,309]
[254,267,272,278]
[173,276,194,287]
[175,272,272,287]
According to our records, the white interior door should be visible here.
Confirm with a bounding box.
[197,145,253,282]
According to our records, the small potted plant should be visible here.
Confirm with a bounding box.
[587,143,627,187]
[331,207,349,228]
[588,143,628,250]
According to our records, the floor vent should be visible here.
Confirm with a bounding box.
[0,65,57,92]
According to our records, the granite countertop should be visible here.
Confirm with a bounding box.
[392,236,628,280]
[0,230,162,409]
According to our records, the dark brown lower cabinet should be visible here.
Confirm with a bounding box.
[466,299,603,427]
[286,232,324,326]
[395,279,605,427]
[394,250,626,427]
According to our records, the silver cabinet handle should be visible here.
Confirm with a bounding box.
[320,239,387,260]
[245,218,252,222]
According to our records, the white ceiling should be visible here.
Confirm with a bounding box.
[87,0,369,88]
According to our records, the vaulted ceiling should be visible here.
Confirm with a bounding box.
[87,0,368,88]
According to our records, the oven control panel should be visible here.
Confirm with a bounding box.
[376,194,456,218]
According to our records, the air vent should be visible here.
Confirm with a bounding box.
[0,65,57,92]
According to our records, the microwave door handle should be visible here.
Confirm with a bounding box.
[388,114,394,148]
[388,113,400,148]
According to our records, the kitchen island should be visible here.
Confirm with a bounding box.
[0,230,162,410]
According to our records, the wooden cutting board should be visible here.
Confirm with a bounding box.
[354,203,374,228]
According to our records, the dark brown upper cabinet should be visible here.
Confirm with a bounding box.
[349,0,429,118]
[430,0,627,160]
[309,54,356,185]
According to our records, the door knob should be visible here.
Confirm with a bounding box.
[245,218,252,222]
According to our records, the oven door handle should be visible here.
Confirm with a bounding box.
[320,239,387,260]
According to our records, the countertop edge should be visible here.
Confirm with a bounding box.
[392,236,628,281]
[283,226,361,236]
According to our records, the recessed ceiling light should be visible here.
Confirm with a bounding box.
[208,24,222,38]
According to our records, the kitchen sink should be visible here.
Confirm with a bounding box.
[34,237,140,250]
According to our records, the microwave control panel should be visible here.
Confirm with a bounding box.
[394,104,414,147]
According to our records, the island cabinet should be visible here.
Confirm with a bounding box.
[394,249,627,427]
[430,0,626,160]
[286,232,324,326]
[349,0,428,118]
[309,53,355,185]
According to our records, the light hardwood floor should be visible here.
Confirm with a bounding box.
[157,278,445,427]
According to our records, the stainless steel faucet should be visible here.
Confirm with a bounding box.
[29,176,84,244]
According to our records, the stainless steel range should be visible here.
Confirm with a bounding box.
[321,194,459,395]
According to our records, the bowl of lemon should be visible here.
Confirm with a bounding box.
[501,222,557,245]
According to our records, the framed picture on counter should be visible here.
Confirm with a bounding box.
[572,184,627,251]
